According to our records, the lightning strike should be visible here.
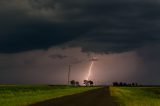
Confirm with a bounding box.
[87,61,94,80]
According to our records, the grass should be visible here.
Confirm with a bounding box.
[110,86,160,106]
[0,85,99,106]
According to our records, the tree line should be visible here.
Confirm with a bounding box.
[113,82,138,87]
[70,80,94,87]
[70,80,139,87]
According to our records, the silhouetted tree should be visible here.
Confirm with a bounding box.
[89,80,94,86]
[123,82,127,86]
[120,82,123,86]
[84,80,89,86]
[84,80,94,86]
[132,83,135,86]
[113,81,139,87]
[70,80,76,86]
[75,81,80,86]
[113,82,119,86]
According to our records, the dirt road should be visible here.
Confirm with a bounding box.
[29,87,118,106]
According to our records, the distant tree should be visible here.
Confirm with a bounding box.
[132,83,135,86]
[84,80,94,86]
[113,81,139,87]
[123,82,127,86]
[89,80,94,86]
[113,82,119,86]
[75,81,80,86]
[120,82,123,86]
[84,80,89,86]
[70,80,76,86]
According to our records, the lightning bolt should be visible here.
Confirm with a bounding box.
[87,61,94,80]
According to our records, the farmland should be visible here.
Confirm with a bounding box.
[110,86,160,106]
[0,85,99,106]
[1,85,160,106]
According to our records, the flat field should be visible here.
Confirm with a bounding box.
[110,86,160,106]
[0,85,99,106]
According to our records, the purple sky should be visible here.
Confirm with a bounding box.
[0,45,160,85]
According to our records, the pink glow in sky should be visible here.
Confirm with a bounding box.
[0,46,152,85]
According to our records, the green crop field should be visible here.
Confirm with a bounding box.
[110,86,160,106]
[0,85,99,106]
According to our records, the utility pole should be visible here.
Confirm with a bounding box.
[68,64,71,86]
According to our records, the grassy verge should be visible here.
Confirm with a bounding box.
[110,86,160,106]
[0,85,99,106]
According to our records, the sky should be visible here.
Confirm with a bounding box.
[0,0,160,85]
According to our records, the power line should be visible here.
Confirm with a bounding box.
[68,64,71,85]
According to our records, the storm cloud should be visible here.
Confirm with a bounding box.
[49,54,68,59]
[0,0,160,53]
[0,0,160,85]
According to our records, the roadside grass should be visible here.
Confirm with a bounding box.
[0,85,99,106]
[110,86,160,106]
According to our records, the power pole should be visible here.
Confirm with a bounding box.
[68,64,71,86]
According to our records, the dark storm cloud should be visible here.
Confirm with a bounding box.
[0,0,160,53]
[49,53,83,64]
[135,44,160,84]
[49,54,68,59]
